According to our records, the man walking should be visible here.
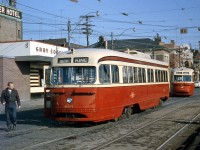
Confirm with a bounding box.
[1,82,21,132]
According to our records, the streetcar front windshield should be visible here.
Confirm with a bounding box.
[52,66,96,85]
[174,75,192,82]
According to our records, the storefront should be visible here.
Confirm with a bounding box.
[0,40,68,100]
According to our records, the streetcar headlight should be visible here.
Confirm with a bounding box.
[67,97,73,104]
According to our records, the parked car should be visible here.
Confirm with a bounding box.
[194,81,200,88]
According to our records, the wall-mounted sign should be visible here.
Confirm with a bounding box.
[0,4,22,19]
[36,46,62,55]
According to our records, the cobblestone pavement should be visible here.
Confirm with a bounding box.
[0,89,200,150]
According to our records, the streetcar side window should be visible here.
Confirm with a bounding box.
[123,66,128,83]
[151,69,154,82]
[155,70,158,82]
[128,66,133,83]
[133,67,138,83]
[142,68,146,83]
[147,69,151,82]
[111,65,119,83]
[148,69,154,82]
[138,68,142,83]
[99,64,111,83]
[160,70,164,82]
[158,70,161,82]
[165,71,168,82]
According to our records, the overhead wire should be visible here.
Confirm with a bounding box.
[9,0,199,48]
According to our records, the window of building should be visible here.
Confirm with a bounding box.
[17,30,21,39]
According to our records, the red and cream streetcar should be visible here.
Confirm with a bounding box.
[44,48,170,122]
[171,67,194,96]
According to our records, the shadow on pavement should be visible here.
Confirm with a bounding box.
[0,108,108,128]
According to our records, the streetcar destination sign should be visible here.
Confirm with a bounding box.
[58,58,71,63]
[74,57,89,63]
[0,4,22,19]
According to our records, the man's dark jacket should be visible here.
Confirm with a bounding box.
[1,88,21,106]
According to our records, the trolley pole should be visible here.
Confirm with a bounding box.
[177,46,182,67]
[111,32,114,50]
[152,47,155,59]
[68,19,71,50]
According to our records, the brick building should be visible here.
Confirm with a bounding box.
[0,41,68,100]
[0,3,22,42]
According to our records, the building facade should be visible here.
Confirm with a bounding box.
[0,3,22,42]
[0,41,68,100]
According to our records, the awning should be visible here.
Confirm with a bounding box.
[15,55,52,62]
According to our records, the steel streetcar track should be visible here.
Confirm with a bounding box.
[16,100,199,150]
[10,121,117,150]
[93,100,200,150]
[18,134,77,150]
[0,127,49,143]
[0,127,48,136]
[156,112,200,150]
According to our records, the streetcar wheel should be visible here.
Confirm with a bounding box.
[119,107,132,120]
[113,117,119,122]
[158,99,164,107]
[125,107,132,118]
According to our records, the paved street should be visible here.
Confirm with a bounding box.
[0,88,200,150]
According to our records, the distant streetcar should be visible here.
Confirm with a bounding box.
[44,48,170,122]
[171,67,194,96]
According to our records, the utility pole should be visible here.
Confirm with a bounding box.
[67,19,71,50]
[86,16,89,47]
[80,15,95,47]
[111,32,113,50]
[177,46,182,67]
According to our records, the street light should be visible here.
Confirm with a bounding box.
[117,28,136,39]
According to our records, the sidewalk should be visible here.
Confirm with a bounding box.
[21,98,44,108]
[0,98,44,114]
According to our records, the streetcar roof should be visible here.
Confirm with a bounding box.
[52,48,168,67]
[172,67,194,73]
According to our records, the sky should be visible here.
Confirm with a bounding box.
[3,0,200,49]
